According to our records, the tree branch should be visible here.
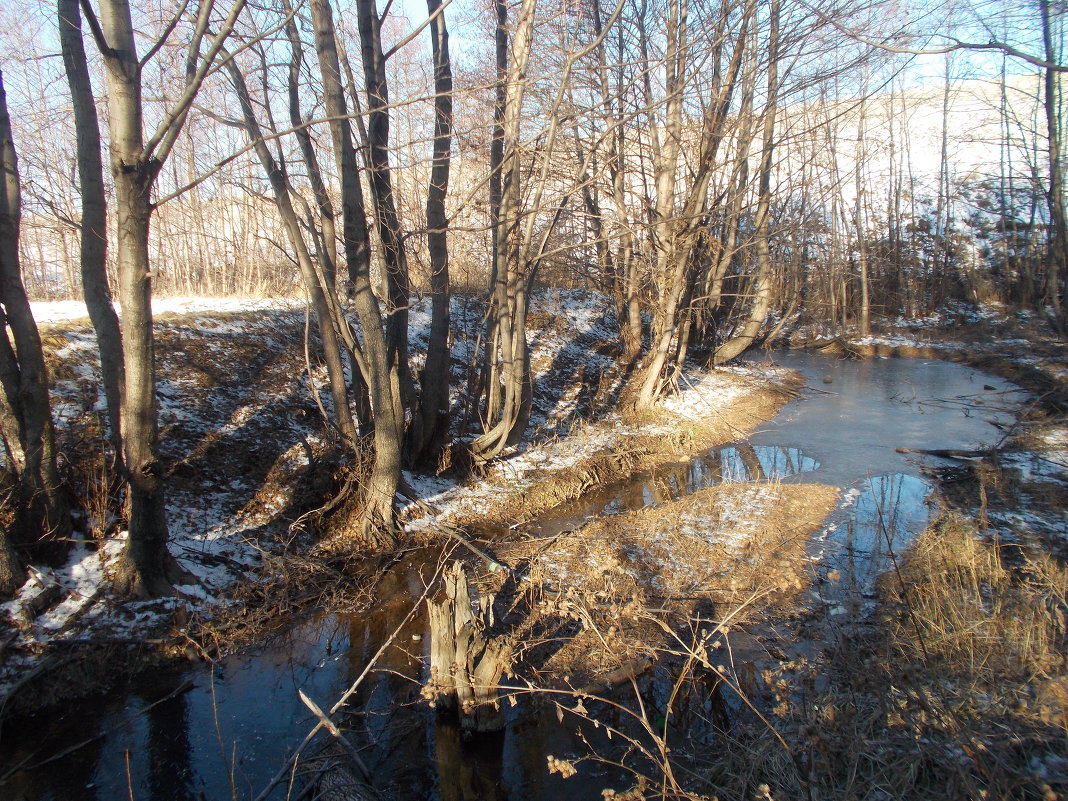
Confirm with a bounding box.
[138,0,193,68]
[77,0,113,57]
[796,0,1068,72]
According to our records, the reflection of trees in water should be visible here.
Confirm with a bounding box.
[838,473,931,593]
[143,688,194,801]
[340,609,431,794]
[542,444,819,525]
[2,703,105,801]
[435,719,506,801]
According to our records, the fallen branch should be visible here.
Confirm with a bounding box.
[896,447,989,460]
[298,689,379,798]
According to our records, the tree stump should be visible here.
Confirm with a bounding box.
[425,561,512,732]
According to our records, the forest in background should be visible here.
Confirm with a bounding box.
[0,0,1063,599]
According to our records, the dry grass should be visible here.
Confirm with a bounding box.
[688,514,1068,801]
[482,481,840,686]
[886,517,1067,687]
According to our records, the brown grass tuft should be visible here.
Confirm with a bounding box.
[698,514,1068,801]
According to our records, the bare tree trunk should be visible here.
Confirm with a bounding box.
[355,0,414,422]
[410,0,453,470]
[1040,0,1067,323]
[469,0,538,466]
[223,58,358,448]
[854,80,871,336]
[58,0,124,463]
[935,55,954,311]
[0,523,20,597]
[97,0,173,598]
[633,0,687,409]
[89,0,246,596]
[634,0,753,394]
[310,0,401,545]
[282,0,338,295]
[601,3,642,360]
[713,0,779,364]
[0,70,69,594]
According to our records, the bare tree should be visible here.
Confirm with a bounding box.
[58,0,124,464]
[221,53,359,449]
[0,69,69,595]
[1039,0,1066,322]
[711,0,778,363]
[409,0,454,469]
[80,0,248,597]
[469,0,539,465]
[310,0,403,544]
[355,0,415,418]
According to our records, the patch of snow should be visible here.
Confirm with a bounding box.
[32,296,307,325]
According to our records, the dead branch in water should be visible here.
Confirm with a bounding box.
[896,447,989,459]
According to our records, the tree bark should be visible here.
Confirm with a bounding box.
[96,0,173,598]
[310,0,401,545]
[0,523,21,597]
[410,0,453,470]
[58,0,125,463]
[355,0,414,419]
[854,79,871,336]
[633,0,687,409]
[91,0,246,596]
[0,68,69,567]
[1040,0,1067,322]
[633,0,753,394]
[283,0,339,295]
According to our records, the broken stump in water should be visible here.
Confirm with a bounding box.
[425,561,512,732]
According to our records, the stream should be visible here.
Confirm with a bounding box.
[2,352,1029,801]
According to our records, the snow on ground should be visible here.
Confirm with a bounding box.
[3,289,788,695]
[403,360,788,533]
[31,296,308,325]
[3,299,322,667]
[662,364,793,422]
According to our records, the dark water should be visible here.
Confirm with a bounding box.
[1,352,1027,801]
